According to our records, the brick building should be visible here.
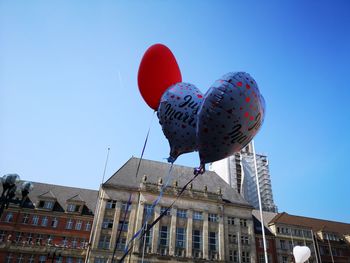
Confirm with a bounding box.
[87,157,258,263]
[268,212,350,263]
[252,210,278,263]
[0,182,98,263]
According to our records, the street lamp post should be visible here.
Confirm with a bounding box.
[0,174,34,218]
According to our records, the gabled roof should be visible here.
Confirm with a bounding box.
[104,157,250,206]
[38,190,56,199]
[67,194,85,203]
[269,212,350,235]
[3,181,99,215]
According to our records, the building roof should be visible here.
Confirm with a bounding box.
[31,182,98,214]
[253,209,278,230]
[1,181,98,215]
[104,157,250,206]
[269,212,350,235]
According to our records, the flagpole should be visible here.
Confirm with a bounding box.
[252,140,268,263]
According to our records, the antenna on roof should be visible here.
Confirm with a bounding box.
[101,147,110,184]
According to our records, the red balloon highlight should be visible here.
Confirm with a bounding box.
[138,44,182,110]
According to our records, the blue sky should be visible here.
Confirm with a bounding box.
[1,1,349,223]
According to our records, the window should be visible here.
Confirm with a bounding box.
[62,237,68,247]
[280,239,286,250]
[41,216,48,227]
[176,228,186,248]
[94,258,108,263]
[36,234,43,245]
[176,209,187,218]
[66,219,74,229]
[55,256,63,263]
[159,226,169,247]
[5,212,13,222]
[98,235,110,249]
[39,255,46,263]
[106,199,116,209]
[102,218,113,229]
[22,214,29,224]
[240,219,247,227]
[27,233,33,243]
[28,255,35,263]
[76,258,84,263]
[241,235,249,245]
[228,233,237,243]
[144,204,154,215]
[208,213,218,222]
[242,251,250,263]
[160,206,171,216]
[282,256,288,263]
[71,238,78,248]
[80,238,87,248]
[192,230,202,250]
[67,203,81,212]
[38,200,54,209]
[258,238,269,248]
[229,250,238,262]
[193,211,202,221]
[121,202,131,212]
[85,221,92,231]
[142,229,152,247]
[51,217,58,228]
[209,232,217,251]
[118,221,128,231]
[117,237,127,250]
[32,215,39,225]
[75,220,83,230]
[66,257,73,263]
[0,230,6,242]
[17,254,24,263]
[228,217,235,225]
[15,232,23,243]
[5,254,13,263]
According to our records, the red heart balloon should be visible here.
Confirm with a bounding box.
[138,44,182,110]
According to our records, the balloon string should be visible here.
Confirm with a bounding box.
[112,110,155,263]
[118,166,204,262]
[112,193,132,263]
[136,111,156,178]
[122,163,174,258]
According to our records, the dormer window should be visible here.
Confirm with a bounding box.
[38,200,55,210]
[67,203,81,213]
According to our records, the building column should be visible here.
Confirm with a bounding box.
[169,207,177,256]
[203,210,209,259]
[218,212,225,260]
[125,202,137,263]
[132,200,145,253]
[237,218,242,263]
[186,209,193,258]
[91,195,107,249]
[110,202,122,250]
[151,206,160,253]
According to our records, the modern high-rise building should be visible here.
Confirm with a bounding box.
[209,142,278,212]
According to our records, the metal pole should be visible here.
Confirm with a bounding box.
[311,230,320,263]
[252,141,269,263]
[327,235,335,263]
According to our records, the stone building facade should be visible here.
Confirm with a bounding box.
[0,182,97,262]
[87,157,257,263]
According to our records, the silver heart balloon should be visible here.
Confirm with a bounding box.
[197,72,265,164]
[157,82,204,163]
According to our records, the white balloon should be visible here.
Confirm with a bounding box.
[293,246,311,263]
